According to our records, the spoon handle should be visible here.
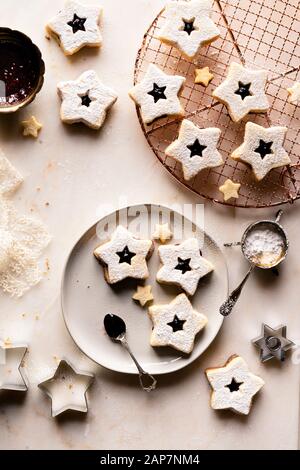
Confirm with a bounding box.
[120,338,157,392]
[219,265,255,316]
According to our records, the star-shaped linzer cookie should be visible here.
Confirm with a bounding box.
[0,340,28,391]
[219,178,241,202]
[205,355,265,415]
[165,119,223,181]
[57,70,118,130]
[148,293,207,354]
[21,116,42,138]
[46,0,103,55]
[38,359,94,417]
[132,285,154,307]
[231,122,291,181]
[129,64,185,124]
[94,226,153,284]
[194,67,214,86]
[212,62,269,122]
[287,81,300,105]
[157,237,214,296]
[252,324,295,362]
[157,0,220,59]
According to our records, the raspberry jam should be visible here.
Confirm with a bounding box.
[0,29,44,109]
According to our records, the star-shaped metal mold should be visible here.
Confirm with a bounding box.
[38,359,94,418]
[252,324,295,362]
[0,340,28,392]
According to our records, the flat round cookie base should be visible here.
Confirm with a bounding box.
[134,0,300,208]
[62,204,228,375]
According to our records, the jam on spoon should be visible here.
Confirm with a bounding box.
[104,314,157,392]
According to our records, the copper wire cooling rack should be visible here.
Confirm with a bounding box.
[133,0,300,208]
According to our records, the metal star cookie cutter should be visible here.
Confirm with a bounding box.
[38,358,94,418]
[0,339,28,391]
[220,210,289,316]
[253,324,295,362]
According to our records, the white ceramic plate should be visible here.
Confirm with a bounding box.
[62,204,228,375]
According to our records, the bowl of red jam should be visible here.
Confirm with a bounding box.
[0,28,45,113]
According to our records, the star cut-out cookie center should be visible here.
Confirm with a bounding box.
[167,314,186,332]
[116,245,136,265]
[187,139,207,158]
[226,377,243,392]
[254,139,273,159]
[180,18,198,35]
[174,257,192,274]
[234,81,252,100]
[67,13,87,34]
[80,93,92,107]
[147,83,167,103]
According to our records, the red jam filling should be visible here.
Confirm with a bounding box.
[0,40,40,106]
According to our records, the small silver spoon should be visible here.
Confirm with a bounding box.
[104,314,157,392]
[220,210,288,317]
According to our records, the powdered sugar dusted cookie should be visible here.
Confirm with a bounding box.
[212,62,269,122]
[165,119,223,181]
[287,82,300,105]
[149,293,207,354]
[46,0,102,55]
[231,122,291,181]
[205,355,264,415]
[94,226,153,284]
[158,0,220,59]
[57,70,117,129]
[157,238,214,296]
[129,64,185,124]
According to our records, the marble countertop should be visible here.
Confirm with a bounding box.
[0,0,299,450]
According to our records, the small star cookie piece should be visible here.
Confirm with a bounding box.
[57,70,117,129]
[129,64,185,124]
[152,223,173,243]
[287,82,300,105]
[212,62,269,122]
[158,0,220,59]
[194,67,214,86]
[157,237,214,296]
[219,179,240,202]
[231,122,291,181]
[94,226,153,284]
[165,119,223,181]
[21,116,42,138]
[205,355,264,415]
[132,285,154,307]
[149,293,207,354]
[46,0,102,56]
